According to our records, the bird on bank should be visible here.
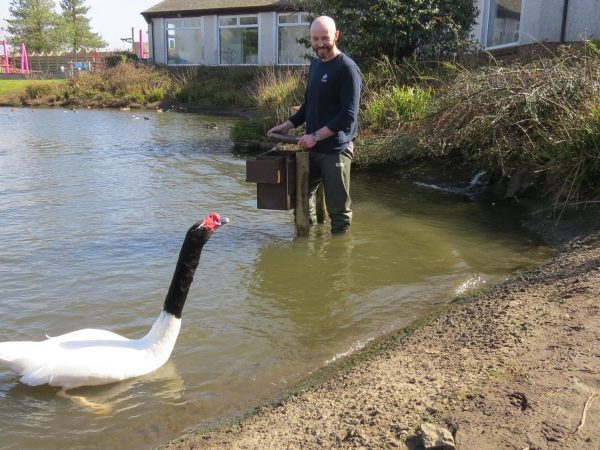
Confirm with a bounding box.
[0,213,228,391]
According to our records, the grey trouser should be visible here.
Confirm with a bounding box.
[308,151,352,233]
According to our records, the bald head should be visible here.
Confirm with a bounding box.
[310,15,341,61]
[311,15,337,34]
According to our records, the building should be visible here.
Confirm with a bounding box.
[141,0,309,66]
[141,0,600,66]
[473,0,600,50]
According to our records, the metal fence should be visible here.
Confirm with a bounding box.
[0,50,122,76]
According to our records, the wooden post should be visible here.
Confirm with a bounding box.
[295,151,310,236]
[315,184,327,224]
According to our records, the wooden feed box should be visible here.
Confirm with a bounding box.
[246,150,296,210]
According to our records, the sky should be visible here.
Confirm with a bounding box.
[0,0,159,51]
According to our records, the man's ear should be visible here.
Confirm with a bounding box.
[335,30,340,41]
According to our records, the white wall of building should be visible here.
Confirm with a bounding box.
[565,0,600,41]
[204,15,218,65]
[471,0,486,44]
[151,18,166,64]
[519,0,563,45]
[474,0,600,49]
[149,12,292,66]
[259,12,277,65]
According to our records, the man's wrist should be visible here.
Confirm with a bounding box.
[311,132,321,143]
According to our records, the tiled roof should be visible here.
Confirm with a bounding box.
[143,0,293,15]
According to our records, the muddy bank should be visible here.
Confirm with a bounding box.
[160,207,600,450]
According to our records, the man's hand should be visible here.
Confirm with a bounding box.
[268,120,294,135]
[297,134,318,149]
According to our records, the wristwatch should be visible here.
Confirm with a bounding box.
[311,132,321,143]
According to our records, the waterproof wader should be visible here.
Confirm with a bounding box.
[308,151,352,233]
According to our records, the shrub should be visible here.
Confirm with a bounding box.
[168,66,257,110]
[540,106,600,201]
[25,81,55,99]
[250,66,306,124]
[103,53,139,67]
[58,62,171,107]
[362,85,433,130]
[303,0,477,63]
[410,43,600,201]
[123,92,145,104]
[230,119,267,143]
[145,88,165,103]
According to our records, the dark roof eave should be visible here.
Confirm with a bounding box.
[142,5,299,22]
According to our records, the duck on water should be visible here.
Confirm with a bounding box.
[0,213,228,395]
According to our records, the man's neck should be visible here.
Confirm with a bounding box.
[321,48,341,62]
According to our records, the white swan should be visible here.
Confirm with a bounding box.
[0,213,228,390]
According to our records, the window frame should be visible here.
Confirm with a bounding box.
[165,17,203,66]
[276,11,311,66]
[218,14,260,66]
[483,0,524,49]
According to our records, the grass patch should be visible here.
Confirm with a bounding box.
[57,63,172,108]
[0,79,64,96]
[362,85,433,131]
[168,66,259,111]
[250,66,306,124]
[0,64,262,111]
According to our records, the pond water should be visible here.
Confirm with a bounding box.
[0,107,551,449]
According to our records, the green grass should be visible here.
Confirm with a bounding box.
[0,64,260,110]
[0,79,64,96]
[250,66,306,124]
[362,85,433,131]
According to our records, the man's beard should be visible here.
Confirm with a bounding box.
[313,43,334,59]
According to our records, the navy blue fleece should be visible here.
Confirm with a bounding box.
[289,53,361,154]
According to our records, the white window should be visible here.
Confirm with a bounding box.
[487,0,522,47]
[277,12,310,65]
[166,18,202,65]
[219,15,259,65]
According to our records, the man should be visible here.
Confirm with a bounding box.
[268,15,362,234]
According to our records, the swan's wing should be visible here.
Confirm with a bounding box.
[46,328,130,343]
[0,330,132,387]
[0,341,57,381]
[0,341,39,365]
[10,343,153,388]
[1,314,181,388]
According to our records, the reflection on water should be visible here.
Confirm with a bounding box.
[2,362,185,449]
[0,107,551,449]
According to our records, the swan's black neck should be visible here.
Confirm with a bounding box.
[163,227,211,319]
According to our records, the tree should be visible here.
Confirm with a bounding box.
[59,0,106,51]
[6,0,63,53]
[302,0,478,63]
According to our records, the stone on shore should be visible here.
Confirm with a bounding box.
[419,423,455,450]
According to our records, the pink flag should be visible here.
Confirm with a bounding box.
[20,42,30,74]
[2,40,10,74]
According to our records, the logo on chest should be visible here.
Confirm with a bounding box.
[321,73,328,83]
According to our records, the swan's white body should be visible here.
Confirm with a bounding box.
[0,311,181,389]
[0,213,227,391]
